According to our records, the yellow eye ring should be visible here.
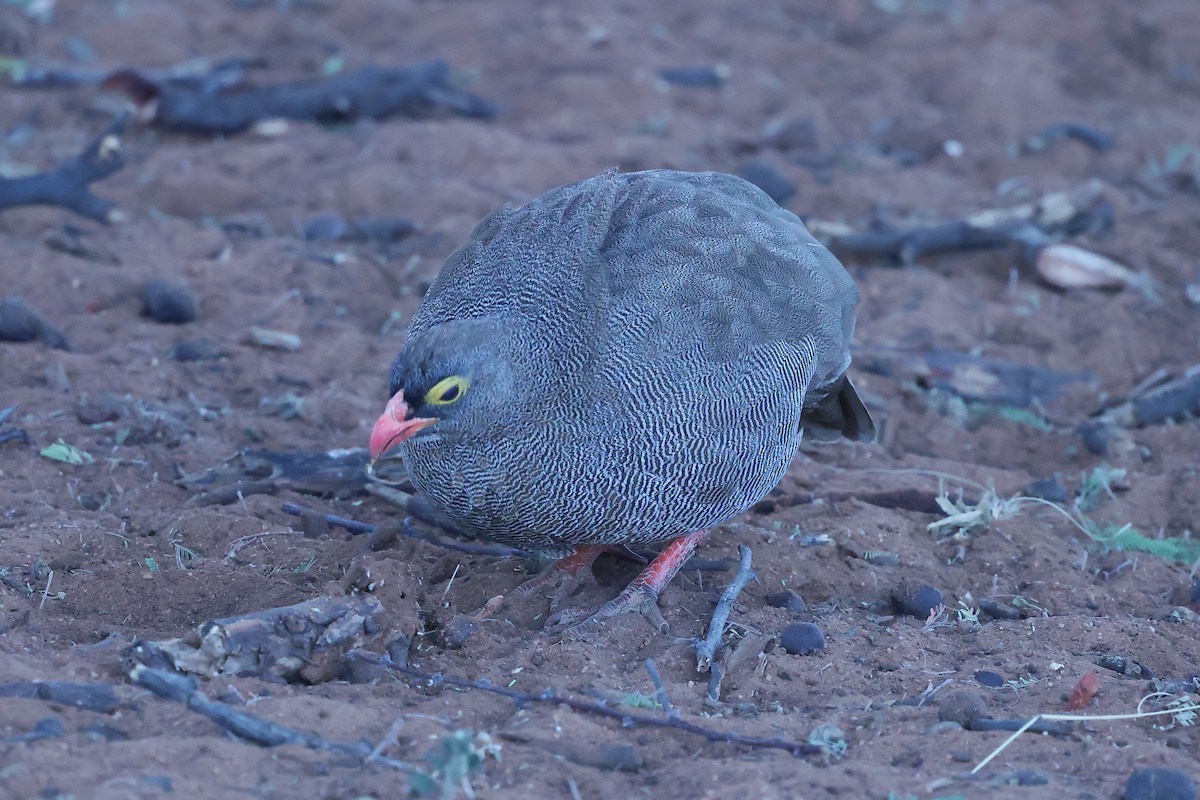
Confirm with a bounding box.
[425,375,469,406]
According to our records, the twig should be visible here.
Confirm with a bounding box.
[281,502,374,534]
[694,545,756,672]
[103,61,497,136]
[643,658,676,718]
[705,662,724,705]
[38,569,54,610]
[0,116,129,222]
[350,650,818,757]
[129,664,418,769]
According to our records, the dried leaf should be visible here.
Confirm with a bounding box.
[39,439,94,465]
[1036,244,1138,290]
[1065,669,1101,710]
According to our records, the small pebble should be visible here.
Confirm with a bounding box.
[350,216,416,242]
[75,393,124,425]
[974,669,1006,688]
[0,297,69,350]
[1078,421,1113,456]
[139,280,197,324]
[780,621,825,655]
[302,212,349,241]
[949,749,973,762]
[245,327,302,351]
[1124,768,1197,800]
[937,691,988,728]
[659,65,728,88]
[1013,770,1050,787]
[441,614,479,650]
[891,581,944,618]
[978,598,1021,621]
[762,117,819,151]
[1026,476,1067,504]
[169,338,225,362]
[738,163,797,205]
[763,589,807,614]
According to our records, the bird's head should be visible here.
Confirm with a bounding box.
[369,317,525,463]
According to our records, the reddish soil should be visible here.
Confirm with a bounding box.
[2,1,1199,798]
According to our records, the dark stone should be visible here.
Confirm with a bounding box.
[978,599,1021,620]
[738,163,796,205]
[891,581,944,618]
[441,614,479,650]
[659,65,726,88]
[937,691,988,727]
[764,589,807,614]
[1026,476,1067,503]
[350,216,416,242]
[0,297,67,348]
[780,621,825,655]
[763,117,819,151]
[1013,770,1050,786]
[974,669,1006,688]
[75,392,124,424]
[169,338,225,361]
[0,297,45,342]
[303,212,349,241]
[1124,767,1197,800]
[1078,421,1113,456]
[169,338,225,362]
[139,280,197,324]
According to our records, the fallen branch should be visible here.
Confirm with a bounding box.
[0,680,120,712]
[129,594,385,683]
[129,665,390,760]
[694,545,755,672]
[807,180,1109,265]
[103,61,497,136]
[0,116,128,222]
[350,650,820,758]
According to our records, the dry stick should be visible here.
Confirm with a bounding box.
[973,702,1200,774]
[103,61,497,136]
[129,664,417,771]
[694,545,756,673]
[350,650,819,758]
[643,658,677,718]
[0,116,128,222]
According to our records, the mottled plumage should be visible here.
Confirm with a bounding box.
[376,169,872,560]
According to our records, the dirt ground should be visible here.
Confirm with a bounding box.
[2,1,1199,798]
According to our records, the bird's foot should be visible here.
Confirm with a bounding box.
[544,582,668,640]
[542,528,711,640]
[513,545,605,612]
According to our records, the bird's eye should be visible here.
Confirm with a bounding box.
[425,375,469,406]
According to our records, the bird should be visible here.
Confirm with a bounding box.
[369,168,874,637]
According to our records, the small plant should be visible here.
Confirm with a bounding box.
[1075,464,1125,513]
[806,723,847,760]
[409,729,501,799]
[954,600,981,629]
[619,691,662,711]
[172,541,200,570]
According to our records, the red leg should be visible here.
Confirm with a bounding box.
[546,528,711,638]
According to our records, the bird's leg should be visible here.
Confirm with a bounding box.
[546,528,711,638]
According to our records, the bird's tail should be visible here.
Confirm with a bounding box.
[802,374,876,443]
